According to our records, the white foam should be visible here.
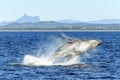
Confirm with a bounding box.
[22,54,80,66]
[22,55,52,66]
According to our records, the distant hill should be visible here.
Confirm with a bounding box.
[0,14,120,30]
[15,14,40,23]
[57,19,120,24]
[57,19,81,23]
[87,19,120,24]
[1,14,120,26]
[1,21,120,30]
[3,21,64,28]
[0,21,11,26]
[0,14,40,26]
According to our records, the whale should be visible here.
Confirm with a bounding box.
[50,33,102,63]
[10,33,102,66]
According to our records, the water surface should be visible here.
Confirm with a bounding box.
[0,31,120,80]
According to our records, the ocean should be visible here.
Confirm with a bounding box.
[0,31,120,80]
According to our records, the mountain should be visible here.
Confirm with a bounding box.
[15,14,40,23]
[0,14,40,26]
[57,19,81,23]
[0,19,81,26]
[1,14,120,27]
[0,21,11,26]
[87,19,120,24]
[4,21,65,28]
[57,19,120,24]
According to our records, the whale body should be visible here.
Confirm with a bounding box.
[50,34,102,63]
[10,34,102,66]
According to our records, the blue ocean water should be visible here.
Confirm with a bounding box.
[0,31,120,80]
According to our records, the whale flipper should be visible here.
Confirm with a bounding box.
[62,33,75,42]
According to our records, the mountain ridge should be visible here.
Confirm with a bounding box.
[15,14,40,23]
[87,19,120,24]
[0,14,40,26]
[0,14,120,26]
[56,19,81,23]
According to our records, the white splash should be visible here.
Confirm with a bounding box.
[22,54,80,66]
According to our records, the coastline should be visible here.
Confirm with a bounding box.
[0,30,120,32]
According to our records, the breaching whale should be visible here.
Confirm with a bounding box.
[10,33,102,66]
[50,33,102,63]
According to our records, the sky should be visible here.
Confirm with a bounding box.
[0,0,120,22]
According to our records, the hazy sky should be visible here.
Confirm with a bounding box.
[0,0,120,22]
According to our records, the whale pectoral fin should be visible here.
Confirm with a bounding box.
[62,33,75,42]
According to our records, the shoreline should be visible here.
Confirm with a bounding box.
[0,30,120,32]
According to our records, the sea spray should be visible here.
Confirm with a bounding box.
[23,55,53,66]
[22,54,80,66]
[21,35,71,66]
